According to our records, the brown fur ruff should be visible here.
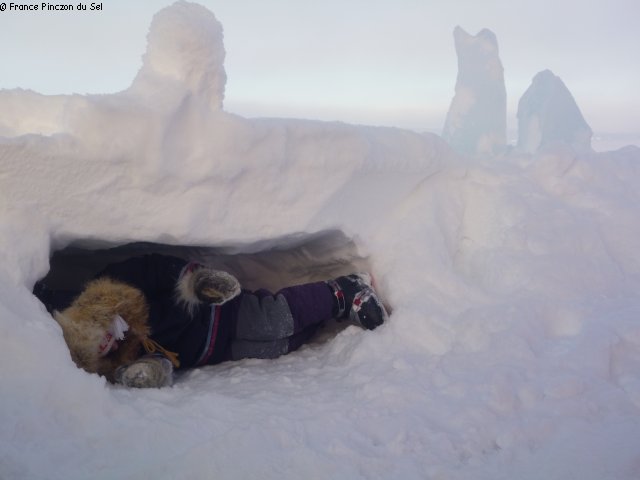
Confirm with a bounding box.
[54,277,150,383]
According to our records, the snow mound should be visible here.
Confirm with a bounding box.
[442,26,507,156]
[2,2,640,479]
[130,0,226,110]
[518,69,593,153]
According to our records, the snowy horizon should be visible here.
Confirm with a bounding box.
[1,0,639,142]
[2,2,640,479]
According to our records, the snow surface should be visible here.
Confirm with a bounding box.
[2,2,640,479]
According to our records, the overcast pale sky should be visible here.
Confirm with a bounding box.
[1,0,638,134]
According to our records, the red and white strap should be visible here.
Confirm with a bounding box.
[326,279,346,318]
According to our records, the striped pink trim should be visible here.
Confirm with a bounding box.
[197,307,221,366]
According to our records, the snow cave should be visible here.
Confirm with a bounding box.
[2,2,640,479]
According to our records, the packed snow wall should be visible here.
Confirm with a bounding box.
[0,1,449,288]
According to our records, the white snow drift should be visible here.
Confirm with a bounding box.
[1,2,640,479]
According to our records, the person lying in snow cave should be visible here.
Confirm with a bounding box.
[34,254,387,388]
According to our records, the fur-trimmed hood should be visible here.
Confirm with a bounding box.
[54,277,150,382]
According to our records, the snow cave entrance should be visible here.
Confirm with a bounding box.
[37,230,371,351]
[41,229,369,295]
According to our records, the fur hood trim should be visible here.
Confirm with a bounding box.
[54,277,150,382]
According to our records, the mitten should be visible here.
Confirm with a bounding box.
[193,268,241,304]
[114,354,173,388]
[177,263,241,308]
